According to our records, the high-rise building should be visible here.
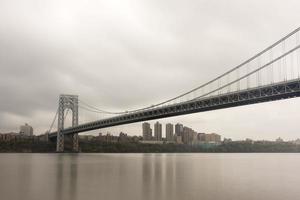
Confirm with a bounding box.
[175,123,183,136]
[182,126,197,144]
[142,122,152,140]
[197,133,206,141]
[20,123,33,136]
[204,133,221,143]
[182,126,189,144]
[174,135,183,144]
[166,123,174,141]
[154,122,162,141]
[150,128,153,139]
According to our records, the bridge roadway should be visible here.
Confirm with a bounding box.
[49,78,300,138]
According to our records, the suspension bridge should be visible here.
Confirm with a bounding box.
[47,27,300,152]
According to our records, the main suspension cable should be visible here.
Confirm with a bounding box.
[70,27,300,115]
[48,108,58,133]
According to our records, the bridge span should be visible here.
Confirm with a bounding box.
[46,27,300,152]
[49,78,300,139]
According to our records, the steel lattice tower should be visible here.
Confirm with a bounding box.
[57,94,79,152]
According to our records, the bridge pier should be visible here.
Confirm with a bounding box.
[72,134,79,152]
[56,94,79,152]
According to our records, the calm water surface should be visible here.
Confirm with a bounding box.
[0,153,299,200]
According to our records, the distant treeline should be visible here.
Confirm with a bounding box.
[0,140,56,153]
[80,141,300,153]
[0,140,300,153]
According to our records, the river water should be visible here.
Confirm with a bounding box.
[0,153,299,200]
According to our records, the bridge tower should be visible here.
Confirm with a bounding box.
[57,94,79,152]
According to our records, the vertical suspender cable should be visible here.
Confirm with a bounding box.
[270,48,273,84]
[256,58,260,87]
[282,40,287,81]
[227,73,231,92]
[246,63,250,88]
[297,32,300,79]
[237,67,240,90]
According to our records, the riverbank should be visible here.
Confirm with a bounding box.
[0,140,300,153]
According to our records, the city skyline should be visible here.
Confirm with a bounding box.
[1,1,300,200]
[1,0,300,141]
[1,121,299,143]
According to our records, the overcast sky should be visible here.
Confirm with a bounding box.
[1,0,300,140]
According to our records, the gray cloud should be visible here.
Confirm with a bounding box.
[0,0,300,140]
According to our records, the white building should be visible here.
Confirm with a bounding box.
[20,123,33,136]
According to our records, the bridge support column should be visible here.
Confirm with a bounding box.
[56,94,79,152]
[72,134,79,152]
[56,97,65,152]
[72,100,79,152]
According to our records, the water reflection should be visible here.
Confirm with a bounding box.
[142,154,155,200]
[17,154,32,200]
[69,155,78,200]
[55,155,63,200]
[55,154,78,200]
[0,154,300,200]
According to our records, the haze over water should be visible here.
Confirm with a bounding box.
[0,153,299,200]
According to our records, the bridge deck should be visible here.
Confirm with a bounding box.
[49,79,300,138]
